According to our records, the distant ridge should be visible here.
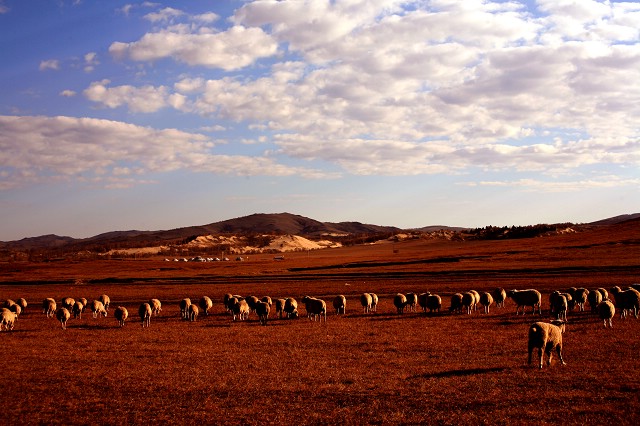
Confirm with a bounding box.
[587,213,640,226]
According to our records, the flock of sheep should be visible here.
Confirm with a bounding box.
[2,284,639,368]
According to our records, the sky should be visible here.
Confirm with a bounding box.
[1,0,639,241]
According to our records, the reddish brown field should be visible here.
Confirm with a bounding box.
[2,222,640,425]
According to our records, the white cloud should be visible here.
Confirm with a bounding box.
[143,7,184,23]
[60,90,76,97]
[463,176,640,192]
[83,52,99,72]
[83,79,169,113]
[39,59,60,71]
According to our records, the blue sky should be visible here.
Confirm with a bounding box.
[1,0,639,241]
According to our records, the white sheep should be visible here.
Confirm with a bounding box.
[223,293,234,312]
[393,293,407,314]
[284,298,298,319]
[597,288,608,301]
[573,288,589,312]
[114,306,128,327]
[461,292,475,315]
[597,300,615,328]
[17,298,28,312]
[61,297,75,311]
[552,294,568,322]
[42,298,57,318]
[274,298,286,319]
[198,296,213,316]
[492,288,507,308]
[3,299,15,309]
[418,293,430,313]
[256,301,271,325]
[332,295,346,315]
[9,303,22,319]
[449,293,463,314]
[0,308,16,331]
[231,298,249,321]
[71,301,84,319]
[609,286,640,319]
[469,290,480,312]
[507,289,542,315]
[527,320,566,369]
[78,298,88,313]
[479,292,494,314]
[261,296,273,307]
[426,294,442,313]
[370,293,379,312]
[360,293,372,313]
[149,299,162,316]
[139,303,152,328]
[405,293,418,312]
[587,290,603,314]
[179,298,192,320]
[99,294,110,311]
[188,304,199,322]
[56,307,71,330]
[89,300,108,318]
[246,296,260,315]
[301,296,327,322]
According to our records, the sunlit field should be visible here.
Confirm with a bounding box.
[2,222,639,425]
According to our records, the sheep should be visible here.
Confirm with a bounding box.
[71,301,84,319]
[99,294,110,311]
[587,290,603,313]
[507,289,542,315]
[301,296,327,322]
[149,299,162,316]
[598,300,615,328]
[332,295,346,315]
[284,298,299,319]
[231,298,249,321]
[114,306,128,327]
[139,303,152,328]
[56,307,71,330]
[17,298,27,312]
[89,300,107,318]
[360,293,373,313]
[461,292,475,315]
[188,304,199,322]
[199,296,213,316]
[492,288,507,308]
[61,297,75,311]
[573,288,589,312]
[3,299,15,309]
[418,293,430,313]
[552,294,568,322]
[597,288,608,301]
[528,320,566,369]
[609,286,640,319]
[0,308,16,331]
[256,301,271,325]
[9,303,22,319]
[393,293,407,314]
[426,294,442,313]
[405,293,418,312]
[179,298,192,320]
[274,298,286,319]
[469,290,480,312]
[479,292,494,314]
[223,293,234,312]
[78,298,88,313]
[370,293,379,312]
[246,296,260,315]
[42,298,57,318]
[449,293,463,314]
[261,296,273,307]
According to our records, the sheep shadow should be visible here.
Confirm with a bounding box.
[409,367,509,380]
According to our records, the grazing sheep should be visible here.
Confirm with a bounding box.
[479,292,494,314]
[274,298,286,319]
[573,288,589,312]
[56,307,71,330]
[231,298,249,321]
[9,303,22,319]
[418,293,430,313]
[507,289,542,315]
[598,300,615,328]
[149,299,162,316]
[469,290,480,312]
[492,288,507,308]
[114,306,128,327]
[139,303,152,327]
[179,298,192,320]
[461,292,475,315]
[405,293,418,312]
[61,297,75,311]
[597,288,608,301]
[393,293,407,314]
[78,298,88,313]
[587,290,603,313]
[71,301,84,319]
[360,293,373,313]
[261,296,273,307]
[246,296,260,315]
[552,295,568,322]
[89,300,108,318]
[3,299,15,309]
[42,298,57,318]
[284,298,298,319]
[449,293,463,314]
[256,301,271,325]
[609,286,640,319]
[426,294,442,313]
[301,296,327,322]
[188,304,199,322]
[17,298,27,312]
[99,294,110,311]
[528,320,566,369]
[332,295,346,315]
[0,308,16,331]
[370,293,379,312]
[223,293,234,312]
[199,296,213,316]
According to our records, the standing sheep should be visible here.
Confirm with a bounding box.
[426,294,442,313]
[71,301,84,319]
[78,298,88,313]
[89,300,108,318]
[528,320,566,369]
[418,293,430,313]
[274,298,286,319]
[43,298,57,318]
[231,298,250,321]
[449,293,463,314]
[256,301,271,325]
[479,292,494,314]
[199,296,213,316]
[3,299,15,309]
[507,289,542,315]
[223,293,234,312]
[246,296,260,315]
[405,293,418,312]
[114,306,128,327]
[99,294,110,312]
[139,303,152,328]
[56,307,71,330]
[284,298,298,319]
[587,290,603,314]
[188,304,199,322]
[17,298,28,312]
[301,296,327,322]
[393,293,407,314]
[573,288,589,312]
[469,290,480,312]
[61,297,75,311]
[9,304,22,319]
[597,300,615,328]
[0,308,16,331]
[149,299,162,316]
[597,288,608,301]
[462,292,475,315]
[609,286,640,319]
[492,288,507,308]
[261,296,273,307]
[179,298,192,320]
[332,295,346,315]
[370,293,379,312]
[360,293,373,313]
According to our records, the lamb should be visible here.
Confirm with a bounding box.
[461,292,475,315]
[284,298,298,319]
[179,298,192,320]
[426,294,442,313]
[71,301,84,319]
[598,300,615,328]
[42,298,57,318]
[528,320,566,369]
[256,301,271,325]
[449,293,463,314]
[114,306,128,327]
[405,293,418,312]
[507,289,542,315]
[479,292,494,314]
[274,298,286,319]
[360,293,372,313]
[301,296,327,322]
[188,304,199,322]
[139,303,152,328]
[99,294,110,311]
[587,290,603,313]
[370,293,379,312]
[492,288,507,308]
[89,300,108,318]
[332,295,346,315]
[231,298,249,321]
[393,293,407,314]
[0,308,16,331]
[198,296,213,316]
[609,286,640,319]
[56,307,71,330]
[149,299,162,316]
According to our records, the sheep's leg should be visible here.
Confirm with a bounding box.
[556,346,566,365]
[538,348,544,369]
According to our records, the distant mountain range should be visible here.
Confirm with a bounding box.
[1,212,638,252]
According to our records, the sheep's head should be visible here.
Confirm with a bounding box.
[551,319,566,333]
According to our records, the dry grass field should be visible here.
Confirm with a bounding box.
[2,220,640,425]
